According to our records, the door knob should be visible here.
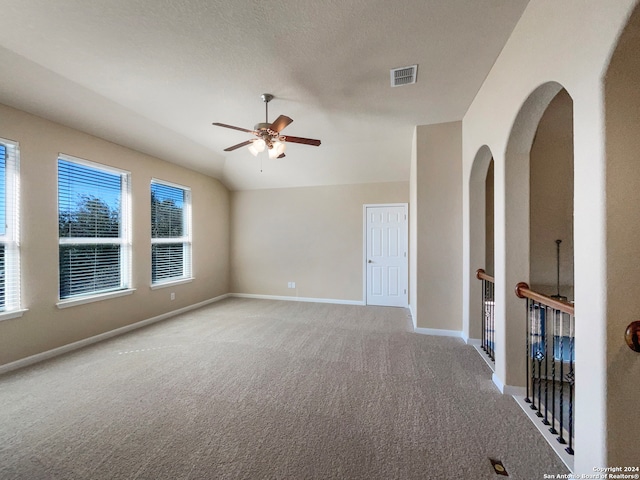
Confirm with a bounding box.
[368,260,373,263]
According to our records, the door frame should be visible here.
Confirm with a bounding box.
[362,203,409,306]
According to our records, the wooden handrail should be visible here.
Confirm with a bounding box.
[476,268,495,283]
[515,282,574,315]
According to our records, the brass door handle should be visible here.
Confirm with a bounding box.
[626,321,640,352]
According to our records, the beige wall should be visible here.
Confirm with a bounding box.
[409,129,418,327]
[604,4,640,464]
[411,121,462,331]
[0,103,230,366]
[529,89,574,298]
[485,159,494,276]
[230,182,408,302]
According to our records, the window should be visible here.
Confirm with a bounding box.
[0,138,21,315]
[151,180,191,285]
[58,155,131,300]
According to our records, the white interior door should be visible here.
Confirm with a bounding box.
[365,205,408,307]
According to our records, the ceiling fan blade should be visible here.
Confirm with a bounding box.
[269,115,293,133]
[283,135,321,147]
[212,122,255,134]
[224,140,254,151]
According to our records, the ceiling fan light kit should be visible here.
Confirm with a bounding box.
[212,93,321,159]
[247,138,266,156]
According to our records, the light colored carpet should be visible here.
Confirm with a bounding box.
[0,298,567,479]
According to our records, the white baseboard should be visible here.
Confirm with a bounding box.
[230,293,365,306]
[505,384,527,396]
[465,337,482,346]
[408,305,417,329]
[492,373,506,393]
[0,293,231,376]
[413,327,463,339]
[473,344,495,372]
[491,373,527,396]
[513,395,574,472]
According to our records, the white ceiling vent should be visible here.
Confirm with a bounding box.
[390,65,418,87]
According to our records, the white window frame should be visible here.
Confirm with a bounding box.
[0,137,25,321]
[150,178,192,288]
[56,154,132,307]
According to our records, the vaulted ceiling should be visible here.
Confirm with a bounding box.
[0,0,529,190]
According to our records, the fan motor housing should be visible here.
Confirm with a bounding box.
[255,122,270,131]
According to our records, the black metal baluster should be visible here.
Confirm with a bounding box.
[532,303,538,410]
[481,279,486,353]
[490,281,495,361]
[566,313,575,455]
[525,297,531,404]
[486,279,489,354]
[485,283,491,357]
[542,305,550,425]
[535,303,543,417]
[557,311,566,445]
[531,303,540,412]
[549,308,558,435]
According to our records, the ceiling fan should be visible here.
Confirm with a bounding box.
[212,93,321,159]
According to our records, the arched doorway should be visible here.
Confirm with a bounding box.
[499,82,576,467]
[467,146,494,343]
[529,89,574,300]
[499,81,569,390]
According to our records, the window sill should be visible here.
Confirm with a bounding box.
[0,309,28,322]
[56,288,136,309]
[150,277,194,290]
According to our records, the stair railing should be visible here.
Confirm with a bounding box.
[515,282,575,455]
[476,269,495,362]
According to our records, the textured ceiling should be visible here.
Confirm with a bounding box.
[0,0,529,190]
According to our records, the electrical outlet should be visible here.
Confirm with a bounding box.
[170,292,175,300]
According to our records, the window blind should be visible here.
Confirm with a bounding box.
[151,180,191,284]
[0,139,20,312]
[58,156,130,299]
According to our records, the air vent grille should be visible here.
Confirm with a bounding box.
[390,65,418,87]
